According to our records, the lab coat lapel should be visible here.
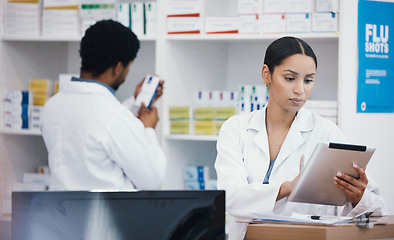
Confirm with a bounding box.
[273,108,313,170]
[248,109,270,159]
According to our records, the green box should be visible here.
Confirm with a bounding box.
[194,107,216,120]
[169,106,190,120]
[194,120,215,135]
[170,120,190,134]
[215,107,236,120]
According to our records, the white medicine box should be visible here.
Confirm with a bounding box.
[205,17,238,34]
[312,12,338,32]
[263,0,286,13]
[286,13,311,33]
[286,0,313,13]
[238,0,263,15]
[238,14,261,34]
[262,14,285,33]
[315,0,339,12]
[166,0,202,34]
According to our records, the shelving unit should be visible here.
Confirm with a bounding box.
[0,0,342,200]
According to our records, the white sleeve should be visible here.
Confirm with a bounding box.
[122,95,139,116]
[215,117,281,219]
[341,170,388,217]
[103,110,167,190]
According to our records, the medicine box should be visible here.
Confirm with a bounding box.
[238,14,260,34]
[286,0,313,13]
[286,13,311,33]
[238,0,262,15]
[312,12,338,32]
[263,0,286,13]
[194,120,215,135]
[184,165,209,182]
[167,17,201,34]
[315,0,339,12]
[170,120,190,134]
[169,106,190,120]
[262,14,286,33]
[185,180,205,190]
[145,1,157,36]
[194,107,216,120]
[205,17,238,34]
[131,2,144,37]
[166,1,202,34]
[134,74,161,109]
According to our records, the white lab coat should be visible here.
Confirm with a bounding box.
[41,80,167,191]
[215,106,387,240]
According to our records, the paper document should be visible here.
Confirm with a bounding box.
[251,213,354,225]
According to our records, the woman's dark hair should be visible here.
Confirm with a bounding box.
[263,36,317,73]
[80,20,140,77]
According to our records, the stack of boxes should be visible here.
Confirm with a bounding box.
[313,0,339,32]
[193,90,237,135]
[3,1,41,36]
[13,166,51,192]
[184,165,212,190]
[42,0,80,37]
[79,4,117,34]
[238,0,262,34]
[166,0,202,34]
[237,85,268,115]
[169,106,190,134]
[165,0,339,35]
[117,2,157,37]
[3,91,32,130]
[28,79,53,130]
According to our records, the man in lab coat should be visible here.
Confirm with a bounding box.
[41,20,166,191]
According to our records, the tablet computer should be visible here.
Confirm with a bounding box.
[288,142,375,206]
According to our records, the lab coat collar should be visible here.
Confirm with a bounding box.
[247,105,314,166]
[63,79,116,99]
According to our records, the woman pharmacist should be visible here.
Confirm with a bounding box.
[214,36,387,240]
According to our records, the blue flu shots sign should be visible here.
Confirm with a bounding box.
[357,0,394,113]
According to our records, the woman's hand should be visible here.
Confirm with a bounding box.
[334,163,368,206]
[276,155,304,201]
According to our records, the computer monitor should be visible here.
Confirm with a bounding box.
[12,190,225,240]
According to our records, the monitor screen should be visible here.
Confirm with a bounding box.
[12,190,225,240]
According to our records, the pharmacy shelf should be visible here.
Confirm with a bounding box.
[165,32,339,41]
[1,35,156,42]
[0,128,41,136]
[165,134,218,142]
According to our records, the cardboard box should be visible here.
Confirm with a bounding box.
[262,14,285,33]
[170,120,190,134]
[131,2,144,36]
[145,2,157,36]
[167,17,201,34]
[238,0,262,15]
[286,0,313,13]
[194,120,215,135]
[315,0,339,12]
[238,14,260,34]
[169,106,190,120]
[286,13,311,33]
[263,0,286,13]
[205,17,238,34]
[312,12,338,32]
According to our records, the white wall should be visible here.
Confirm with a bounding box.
[338,0,394,214]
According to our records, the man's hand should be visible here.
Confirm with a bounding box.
[134,77,164,103]
[334,163,368,206]
[137,103,159,129]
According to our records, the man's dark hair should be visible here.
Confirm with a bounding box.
[264,36,317,74]
[80,20,140,77]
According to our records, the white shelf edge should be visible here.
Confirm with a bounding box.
[165,134,218,141]
[1,35,156,42]
[0,128,42,136]
[165,32,339,41]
